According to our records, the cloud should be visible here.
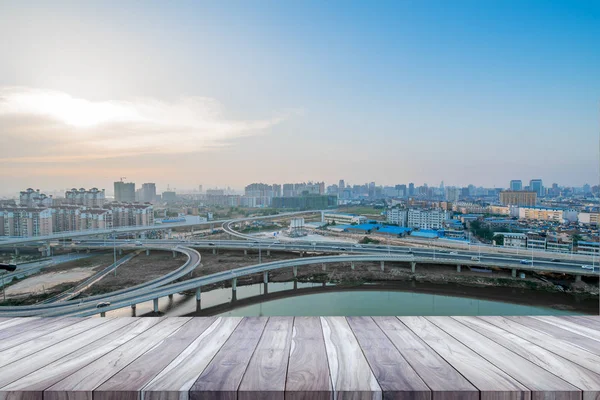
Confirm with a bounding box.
[0,87,289,163]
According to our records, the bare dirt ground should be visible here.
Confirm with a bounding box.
[4,268,95,298]
[81,252,186,296]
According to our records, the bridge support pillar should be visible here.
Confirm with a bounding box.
[322,263,326,271]
[411,262,416,273]
[173,250,177,258]
[146,249,150,256]
[196,287,201,301]
[267,250,270,256]
[263,271,269,294]
[244,249,248,255]
[456,265,461,273]
[100,312,106,317]
[231,277,237,301]
[575,275,582,282]
[380,261,385,271]
[14,247,19,256]
[131,304,136,317]
[292,266,297,277]
[293,280,298,290]
[118,249,123,256]
[511,269,517,278]
[351,262,355,270]
[213,248,216,255]
[168,294,173,299]
[153,298,159,313]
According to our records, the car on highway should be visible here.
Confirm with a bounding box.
[339,247,348,251]
[471,256,480,261]
[354,244,362,248]
[449,252,458,255]
[274,240,281,244]
[135,241,143,246]
[520,259,532,265]
[208,242,215,246]
[96,302,111,308]
[551,259,562,262]
[581,265,594,270]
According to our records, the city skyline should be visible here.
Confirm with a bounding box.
[1,1,599,194]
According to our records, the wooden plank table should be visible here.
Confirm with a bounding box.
[0,316,598,400]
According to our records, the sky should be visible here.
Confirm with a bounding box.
[0,0,598,196]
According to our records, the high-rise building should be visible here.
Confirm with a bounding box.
[339,180,345,190]
[509,180,522,191]
[65,188,105,207]
[198,185,203,193]
[529,179,543,197]
[140,183,156,203]
[114,181,136,203]
[499,191,537,206]
[408,183,415,196]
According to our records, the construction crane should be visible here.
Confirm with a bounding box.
[119,177,127,182]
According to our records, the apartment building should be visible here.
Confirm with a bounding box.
[114,181,136,203]
[19,188,53,207]
[386,208,408,226]
[499,191,537,206]
[407,209,449,230]
[578,212,600,226]
[518,206,577,222]
[65,187,106,207]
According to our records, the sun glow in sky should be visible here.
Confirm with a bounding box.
[0,0,598,195]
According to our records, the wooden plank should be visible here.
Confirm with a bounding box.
[533,316,600,342]
[285,317,332,400]
[454,316,600,397]
[0,317,39,332]
[480,316,600,376]
[506,316,600,356]
[561,316,600,331]
[44,317,191,400]
[399,316,530,400]
[0,318,157,400]
[189,317,268,400]
[143,317,242,400]
[320,316,381,400]
[0,317,76,351]
[0,317,110,368]
[427,317,580,399]
[94,317,217,400]
[373,316,478,400]
[238,317,294,400]
[347,316,430,400]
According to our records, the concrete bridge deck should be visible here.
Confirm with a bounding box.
[0,316,599,399]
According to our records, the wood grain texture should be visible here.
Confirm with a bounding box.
[454,317,600,398]
[0,317,81,352]
[0,317,40,332]
[143,317,242,400]
[532,316,600,342]
[561,316,600,331]
[44,318,190,400]
[399,316,530,400]
[285,317,332,400]
[189,317,268,400]
[94,317,217,400]
[373,316,478,400]
[320,316,381,400]
[505,316,600,356]
[480,316,600,376]
[347,316,430,400]
[238,317,294,400]
[427,317,580,399]
[0,317,109,368]
[0,318,156,400]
